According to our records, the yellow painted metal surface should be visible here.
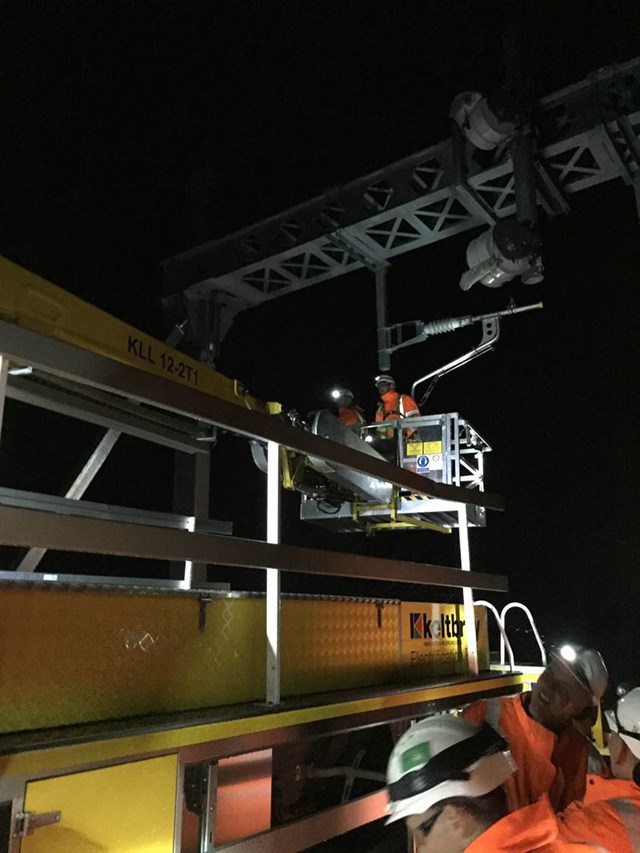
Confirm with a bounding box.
[281,599,399,693]
[400,603,490,678]
[0,255,268,412]
[21,754,177,853]
[0,674,527,781]
[0,587,489,734]
[0,590,399,733]
[491,663,545,692]
[0,587,267,732]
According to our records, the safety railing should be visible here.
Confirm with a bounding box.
[500,602,547,667]
[474,600,515,671]
[359,413,491,489]
[0,318,507,703]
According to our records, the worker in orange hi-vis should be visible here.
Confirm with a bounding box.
[556,686,640,853]
[373,374,420,449]
[385,714,608,852]
[329,387,365,428]
[462,646,608,812]
[374,374,420,424]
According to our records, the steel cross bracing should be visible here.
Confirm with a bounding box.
[162,58,640,315]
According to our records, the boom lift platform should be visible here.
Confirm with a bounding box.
[300,412,491,533]
[0,259,525,853]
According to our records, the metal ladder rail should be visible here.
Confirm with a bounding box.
[499,602,547,667]
[474,600,515,671]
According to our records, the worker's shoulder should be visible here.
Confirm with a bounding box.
[462,694,524,727]
[584,775,640,806]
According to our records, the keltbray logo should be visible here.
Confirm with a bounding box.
[409,611,477,639]
[411,612,425,639]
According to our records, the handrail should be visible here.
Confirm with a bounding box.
[0,320,504,512]
[0,315,507,705]
[499,602,547,667]
[474,600,515,671]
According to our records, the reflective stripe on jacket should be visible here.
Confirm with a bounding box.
[462,694,588,812]
[467,796,611,852]
[558,786,640,853]
[374,390,420,422]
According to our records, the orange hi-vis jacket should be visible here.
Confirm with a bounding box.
[557,777,640,853]
[338,404,365,427]
[375,390,420,439]
[374,390,420,423]
[462,694,589,812]
[467,796,612,852]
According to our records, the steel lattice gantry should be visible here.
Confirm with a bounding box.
[162,57,640,344]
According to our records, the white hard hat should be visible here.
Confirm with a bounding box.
[606,688,640,760]
[374,374,395,386]
[385,716,515,824]
[552,647,608,705]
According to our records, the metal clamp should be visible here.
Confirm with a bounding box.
[13,810,61,838]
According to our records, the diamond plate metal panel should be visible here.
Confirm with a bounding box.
[280,599,400,694]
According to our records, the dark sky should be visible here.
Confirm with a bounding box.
[1,1,640,686]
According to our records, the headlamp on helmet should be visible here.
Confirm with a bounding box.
[551,646,608,705]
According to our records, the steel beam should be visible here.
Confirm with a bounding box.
[0,505,508,592]
[0,486,232,535]
[458,504,478,677]
[375,266,390,372]
[161,59,640,335]
[214,790,388,853]
[266,441,281,705]
[17,430,121,572]
[6,373,209,453]
[0,320,503,511]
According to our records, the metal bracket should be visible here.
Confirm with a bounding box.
[13,810,61,838]
[198,596,212,631]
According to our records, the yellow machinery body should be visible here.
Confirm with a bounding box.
[0,585,520,853]
[0,256,269,413]
[0,584,489,734]
[0,258,518,851]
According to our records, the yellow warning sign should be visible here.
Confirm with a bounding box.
[405,441,443,456]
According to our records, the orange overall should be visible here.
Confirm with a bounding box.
[558,777,640,853]
[467,796,611,852]
[338,404,365,427]
[463,694,589,811]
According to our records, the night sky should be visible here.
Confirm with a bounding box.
[2,1,640,689]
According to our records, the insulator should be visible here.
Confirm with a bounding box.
[421,316,470,337]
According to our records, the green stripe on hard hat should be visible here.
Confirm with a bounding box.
[400,742,433,773]
[385,717,515,824]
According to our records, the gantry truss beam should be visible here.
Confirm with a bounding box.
[162,58,640,315]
